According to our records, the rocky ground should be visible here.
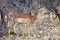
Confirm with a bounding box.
[0,0,60,40]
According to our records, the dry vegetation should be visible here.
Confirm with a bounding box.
[0,0,60,40]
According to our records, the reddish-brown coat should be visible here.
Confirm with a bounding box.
[9,12,37,30]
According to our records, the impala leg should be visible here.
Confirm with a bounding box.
[25,23,30,35]
[26,22,31,35]
[24,23,30,29]
[13,23,17,34]
[6,28,11,40]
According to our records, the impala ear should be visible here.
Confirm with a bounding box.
[31,10,37,16]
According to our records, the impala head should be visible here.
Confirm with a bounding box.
[31,10,37,16]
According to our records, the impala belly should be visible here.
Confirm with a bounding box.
[16,18,30,23]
